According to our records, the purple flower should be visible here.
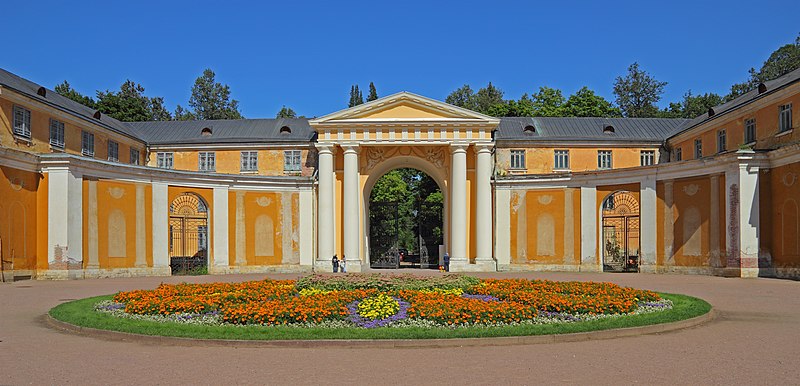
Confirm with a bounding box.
[461,294,499,302]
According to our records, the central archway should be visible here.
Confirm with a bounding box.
[361,154,449,270]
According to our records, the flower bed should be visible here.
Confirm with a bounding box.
[101,275,668,329]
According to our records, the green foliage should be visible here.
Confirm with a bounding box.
[563,86,622,117]
[185,68,243,120]
[659,90,723,118]
[445,84,477,111]
[295,273,481,292]
[348,85,364,107]
[95,80,172,122]
[530,86,566,117]
[54,80,97,109]
[276,105,297,118]
[725,33,800,101]
[473,82,504,114]
[173,105,195,121]
[367,82,378,102]
[613,62,668,118]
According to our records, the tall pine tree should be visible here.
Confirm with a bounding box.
[367,82,378,102]
[349,85,364,107]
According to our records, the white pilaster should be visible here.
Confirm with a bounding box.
[46,167,83,266]
[580,186,599,272]
[212,186,229,267]
[725,150,761,277]
[152,182,169,269]
[639,176,657,272]
[494,189,511,271]
[299,189,314,268]
[474,143,495,270]
[316,144,335,269]
[342,144,362,272]
[449,144,469,271]
[710,174,721,268]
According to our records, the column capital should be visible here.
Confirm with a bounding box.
[315,143,335,154]
[341,143,361,154]
[450,143,469,154]
[473,142,494,154]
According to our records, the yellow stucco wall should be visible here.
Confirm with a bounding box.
[496,146,660,174]
[764,161,800,268]
[147,148,316,176]
[0,166,39,272]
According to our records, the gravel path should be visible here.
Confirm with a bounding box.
[1,271,798,385]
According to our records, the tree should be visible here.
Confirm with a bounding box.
[613,62,667,118]
[173,105,195,121]
[186,68,243,120]
[660,90,723,118]
[348,85,364,107]
[530,86,566,117]
[445,84,477,111]
[367,82,378,102]
[95,80,172,122]
[563,86,621,117]
[54,81,96,109]
[473,82,504,114]
[726,34,800,101]
[276,105,297,118]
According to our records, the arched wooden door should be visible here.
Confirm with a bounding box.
[601,191,640,272]
[169,193,209,274]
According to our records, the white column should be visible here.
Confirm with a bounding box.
[494,189,511,271]
[474,143,495,269]
[212,186,229,268]
[725,150,761,277]
[342,144,362,272]
[46,167,83,267]
[299,189,314,268]
[580,186,599,272]
[639,176,657,273]
[316,144,335,269]
[152,182,169,269]
[449,144,468,270]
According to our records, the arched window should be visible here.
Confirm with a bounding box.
[201,127,212,136]
[523,124,535,133]
[603,124,615,134]
[280,126,292,134]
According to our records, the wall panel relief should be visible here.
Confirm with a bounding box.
[108,209,127,258]
[536,213,555,256]
[682,206,702,257]
[254,214,275,257]
[782,199,799,256]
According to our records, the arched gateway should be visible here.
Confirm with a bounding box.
[309,92,499,272]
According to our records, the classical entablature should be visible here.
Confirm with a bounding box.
[309,92,500,145]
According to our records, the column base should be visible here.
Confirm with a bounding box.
[449,258,496,272]
[579,263,602,273]
[639,264,658,274]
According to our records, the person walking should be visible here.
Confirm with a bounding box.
[340,255,347,273]
[443,252,450,272]
[332,254,339,273]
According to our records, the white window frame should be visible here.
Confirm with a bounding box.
[510,149,526,170]
[284,150,302,172]
[640,150,655,166]
[745,118,756,144]
[554,150,569,170]
[779,103,792,133]
[81,131,95,157]
[675,147,682,161]
[130,149,140,165]
[717,129,727,153]
[157,152,173,169]
[694,139,703,159]
[597,150,612,170]
[49,118,65,148]
[199,151,216,172]
[240,151,258,172]
[13,105,32,138]
[108,140,119,162]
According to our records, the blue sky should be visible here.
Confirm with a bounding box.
[3,0,798,118]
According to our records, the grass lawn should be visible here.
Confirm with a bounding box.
[49,293,710,340]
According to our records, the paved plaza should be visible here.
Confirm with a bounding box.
[1,271,798,385]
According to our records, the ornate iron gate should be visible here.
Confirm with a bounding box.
[369,201,400,269]
[601,192,640,272]
[169,193,209,274]
[417,200,442,269]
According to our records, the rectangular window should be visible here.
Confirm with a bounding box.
[157,152,173,169]
[49,118,65,148]
[108,140,119,162]
[13,105,31,138]
[597,150,612,169]
[199,152,216,172]
[675,147,682,161]
[717,129,727,153]
[284,150,302,172]
[745,118,756,144]
[694,139,703,158]
[779,103,793,133]
[640,150,655,166]
[81,131,95,157]
[240,151,258,172]
[130,149,140,165]
[554,150,569,170]
[510,150,526,170]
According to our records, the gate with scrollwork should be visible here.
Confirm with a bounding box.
[369,201,400,268]
[169,193,209,274]
[601,191,640,272]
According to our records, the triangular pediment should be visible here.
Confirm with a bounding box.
[310,92,499,124]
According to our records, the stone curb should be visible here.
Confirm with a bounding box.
[44,308,715,349]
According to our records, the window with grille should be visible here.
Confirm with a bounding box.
[130,149,140,165]
[284,150,302,172]
[717,130,726,153]
[108,140,119,162]
[13,105,31,138]
[745,118,756,144]
[779,103,792,132]
[597,150,612,169]
[157,152,173,169]
[49,119,65,148]
[554,150,569,170]
[81,131,95,157]
[694,139,703,158]
[510,150,526,170]
[640,150,655,166]
[240,151,258,172]
[199,152,216,172]
[675,147,682,161]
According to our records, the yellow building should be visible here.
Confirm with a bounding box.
[0,67,798,280]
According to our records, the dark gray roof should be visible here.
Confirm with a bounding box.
[0,68,146,141]
[496,117,690,142]
[671,67,800,138]
[126,118,315,145]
